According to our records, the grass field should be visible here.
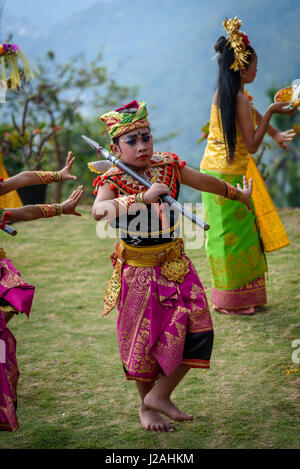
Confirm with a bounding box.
[0,207,299,449]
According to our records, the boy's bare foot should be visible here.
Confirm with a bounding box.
[139,406,174,432]
[144,392,194,422]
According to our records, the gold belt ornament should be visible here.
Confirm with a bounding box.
[0,247,7,259]
[103,238,189,316]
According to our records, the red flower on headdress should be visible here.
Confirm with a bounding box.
[115,100,139,113]
[241,33,250,46]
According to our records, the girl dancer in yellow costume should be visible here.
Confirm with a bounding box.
[200,17,296,315]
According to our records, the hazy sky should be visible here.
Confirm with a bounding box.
[2,0,104,29]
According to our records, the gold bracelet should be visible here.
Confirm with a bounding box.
[224,181,243,201]
[135,192,146,204]
[36,204,62,217]
[54,204,63,216]
[34,171,62,184]
[115,195,137,209]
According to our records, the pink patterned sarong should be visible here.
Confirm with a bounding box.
[0,258,35,317]
[0,257,35,432]
[117,257,214,382]
[0,311,19,431]
[212,274,267,315]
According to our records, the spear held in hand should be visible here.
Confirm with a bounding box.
[82,135,210,231]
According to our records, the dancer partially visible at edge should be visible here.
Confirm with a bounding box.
[0,152,83,432]
[90,99,253,432]
[200,17,296,315]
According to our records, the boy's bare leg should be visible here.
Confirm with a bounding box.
[144,365,193,422]
[136,380,174,432]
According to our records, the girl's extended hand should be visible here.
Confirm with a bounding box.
[237,176,253,212]
[273,129,296,149]
[269,102,297,116]
[143,182,171,204]
[60,151,77,181]
[61,186,84,216]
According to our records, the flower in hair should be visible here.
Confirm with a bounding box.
[223,17,251,72]
[241,33,250,46]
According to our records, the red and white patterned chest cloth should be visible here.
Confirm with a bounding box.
[91,152,187,246]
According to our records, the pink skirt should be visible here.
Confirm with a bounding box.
[212,275,267,315]
[0,258,35,432]
[117,257,214,382]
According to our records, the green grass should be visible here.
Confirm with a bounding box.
[0,207,299,449]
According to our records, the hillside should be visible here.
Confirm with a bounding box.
[3,0,300,165]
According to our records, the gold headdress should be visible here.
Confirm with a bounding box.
[0,43,38,90]
[223,17,251,72]
[100,100,150,140]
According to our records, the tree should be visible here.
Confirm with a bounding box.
[0,50,134,202]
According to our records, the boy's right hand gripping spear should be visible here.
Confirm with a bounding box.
[82,135,210,231]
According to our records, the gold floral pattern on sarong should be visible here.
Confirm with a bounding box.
[0,393,19,432]
[190,282,205,300]
[154,307,187,363]
[224,233,238,246]
[219,174,237,184]
[234,206,247,220]
[0,260,24,289]
[212,275,267,309]
[127,318,157,375]
[214,194,226,206]
[209,245,265,290]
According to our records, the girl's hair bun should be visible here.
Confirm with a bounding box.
[214,36,226,54]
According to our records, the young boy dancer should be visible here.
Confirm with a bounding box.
[91,100,252,432]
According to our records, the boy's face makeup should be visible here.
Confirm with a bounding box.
[111,127,153,170]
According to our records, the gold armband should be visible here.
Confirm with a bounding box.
[115,192,147,209]
[135,192,146,204]
[36,204,62,217]
[34,171,62,184]
[224,181,243,201]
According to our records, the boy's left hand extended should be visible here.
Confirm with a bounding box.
[237,176,253,212]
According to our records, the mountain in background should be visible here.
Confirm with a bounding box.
[2,0,300,165]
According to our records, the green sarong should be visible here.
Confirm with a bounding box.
[201,170,267,290]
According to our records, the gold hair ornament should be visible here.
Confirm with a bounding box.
[223,16,251,72]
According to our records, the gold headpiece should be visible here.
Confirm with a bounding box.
[223,17,251,72]
[100,100,150,140]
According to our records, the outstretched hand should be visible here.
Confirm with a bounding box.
[61,186,84,216]
[60,151,77,181]
[270,102,298,116]
[273,129,296,149]
[237,176,253,212]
